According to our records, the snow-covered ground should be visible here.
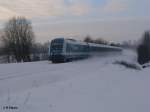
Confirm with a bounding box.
[0,50,150,112]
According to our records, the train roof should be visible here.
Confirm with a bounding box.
[88,42,122,50]
[65,38,88,46]
[51,38,122,50]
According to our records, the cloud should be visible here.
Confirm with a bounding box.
[69,3,90,16]
[103,0,129,13]
[0,0,92,19]
[0,6,19,19]
[33,18,150,43]
[1,0,150,43]
[0,0,68,19]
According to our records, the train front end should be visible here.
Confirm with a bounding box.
[49,38,66,63]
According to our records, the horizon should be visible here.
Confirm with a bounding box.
[0,0,150,43]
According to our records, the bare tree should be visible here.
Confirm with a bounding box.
[94,38,108,45]
[84,35,108,45]
[31,42,49,61]
[2,17,34,62]
[137,31,150,64]
[84,35,93,43]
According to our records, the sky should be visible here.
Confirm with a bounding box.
[0,0,150,43]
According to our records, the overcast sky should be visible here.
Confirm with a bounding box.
[0,0,150,43]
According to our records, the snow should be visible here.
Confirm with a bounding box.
[0,49,150,112]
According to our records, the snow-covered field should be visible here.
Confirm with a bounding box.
[0,50,150,112]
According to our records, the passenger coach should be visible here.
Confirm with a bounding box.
[48,38,122,63]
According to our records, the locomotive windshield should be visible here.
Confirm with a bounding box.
[51,43,63,49]
[50,38,64,53]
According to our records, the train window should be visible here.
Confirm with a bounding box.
[51,44,62,49]
[51,39,64,50]
[66,43,71,52]
[66,43,89,53]
[73,45,78,52]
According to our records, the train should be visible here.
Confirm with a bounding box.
[48,38,122,63]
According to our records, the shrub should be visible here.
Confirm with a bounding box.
[114,60,142,70]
